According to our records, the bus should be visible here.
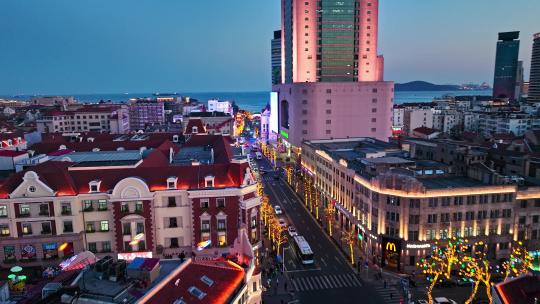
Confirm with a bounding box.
[292,235,314,265]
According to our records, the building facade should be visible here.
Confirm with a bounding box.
[493,32,520,101]
[274,0,394,147]
[36,106,130,134]
[0,136,261,267]
[529,33,540,103]
[128,101,165,131]
[271,30,282,85]
[301,138,540,272]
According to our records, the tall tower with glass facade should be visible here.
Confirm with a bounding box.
[274,0,393,146]
[493,31,520,101]
[281,0,384,83]
[271,30,282,85]
[529,33,540,103]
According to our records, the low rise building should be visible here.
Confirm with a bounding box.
[208,99,234,116]
[0,135,261,268]
[302,137,540,273]
[36,106,129,134]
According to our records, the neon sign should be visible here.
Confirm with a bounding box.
[118,252,152,261]
[280,130,289,139]
[196,240,212,251]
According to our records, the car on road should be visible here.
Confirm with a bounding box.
[274,205,283,215]
[278,218,287,227]
[435,278,456,288]
[287,226,298,237]
[456,278,474,287]
[433,297,457,304]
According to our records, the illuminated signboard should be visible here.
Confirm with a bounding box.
[382,237,402,271]
[118,251,153,261]
[270,92,279,135]
[280,130,289,139]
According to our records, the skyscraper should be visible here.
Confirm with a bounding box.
[273,0,393,146]
[529,33,540,103]
[281,0,384,83]
[271,30,282,85]
[493,31,520,101]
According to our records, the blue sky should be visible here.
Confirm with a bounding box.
[0,0,538,94]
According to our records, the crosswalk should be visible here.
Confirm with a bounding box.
[372,285,403,304]
[291,273,362,292]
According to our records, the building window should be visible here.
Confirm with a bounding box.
[200,199,209,209]
[169,217,178,228]
[102,241,111,252]
[83,201,93,212]
[0,205,7,217]
[39,204,49,216]
[136,222,145,234]
[98,200,107,211]
[326,99,332,104]
[326,130,331,134]
[302,110,308,115]
[19,204,30,216]
[88,242,97,253]
[217,198,225,208]
[0,225,10,236]
[326,109,332,114]
[326,120,331,124]
[22,223,32,235]
[123,223,131,235]
[302,100,308,105]
[167,177,177,189]
[100,221,109,232]
[170,238,179,248]
[63,221,73,233]
[168,197,177,207]
[86,222,95,233]
[135,201,144,213]
[205,176,214,188]
[61,203,71,215]
[201,220,210,233]
[121,203,129,213]
[218,234,227,247]
[89,181,100,193]
[302,130,308,135]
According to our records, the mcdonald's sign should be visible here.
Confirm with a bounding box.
[386,242,397,252]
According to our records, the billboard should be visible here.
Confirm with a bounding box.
[381,237,402,271]
[270,92,279,135]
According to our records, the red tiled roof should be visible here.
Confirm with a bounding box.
[142,260,244,304]
[185,119,206,134]
[0,150,27,157]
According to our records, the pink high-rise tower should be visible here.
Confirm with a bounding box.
[274,0,394,146]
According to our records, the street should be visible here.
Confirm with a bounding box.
[257,157,395,304]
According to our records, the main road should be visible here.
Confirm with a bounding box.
[258,157,392,304]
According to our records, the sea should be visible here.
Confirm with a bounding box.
[1,90,491,113]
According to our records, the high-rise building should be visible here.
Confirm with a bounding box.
[493,31,520,101]
[271,30,282,85]
[529,33,540,103]
[273,0,393,146]
[515,60,524,100]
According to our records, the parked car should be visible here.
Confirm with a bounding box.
[278,218,287,227]
[288,226,298,237]
[274,205,283,215]
[456,278,474,287]
[435,278,456,288]
[433,297,457,304]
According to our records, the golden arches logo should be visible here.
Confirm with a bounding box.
[386,242,397,252]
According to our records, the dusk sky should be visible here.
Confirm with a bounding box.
[1,0,539,94]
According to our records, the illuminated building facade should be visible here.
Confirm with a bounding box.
[274,0,393,146]
[0,135,261,267]
[302,138,540,272]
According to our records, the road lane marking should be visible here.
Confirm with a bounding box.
[329,275,341,288]
[334,256,343,265]
[314,276,325,288]
[320,257,327,267]
[348,274,362,286]
[322,276,332,288]
[304,277,313,289]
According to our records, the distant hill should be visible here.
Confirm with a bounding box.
[395,81,461,91]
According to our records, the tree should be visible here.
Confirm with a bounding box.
[460,241,492,304]
[324,204,336,236]
[257,178,264,197]
[342,230,356,264]
[260,195,271,226]
[417,238,469,304]
[273,225,288,254]
[501,241,533,281]
[286,165,293,185]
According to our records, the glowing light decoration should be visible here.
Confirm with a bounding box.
[118,252,152,261]
[129,233,145,246]
[196,240,212,251]
[58,242,69,252]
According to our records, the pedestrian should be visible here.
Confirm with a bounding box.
[267,278,271,288]
[384,280,387,289]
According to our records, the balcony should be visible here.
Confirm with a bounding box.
[39,211,50,217]
[168,224,178,228]
[83,207,94,212]
[61,210,72,216]
[19,213,31,218]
